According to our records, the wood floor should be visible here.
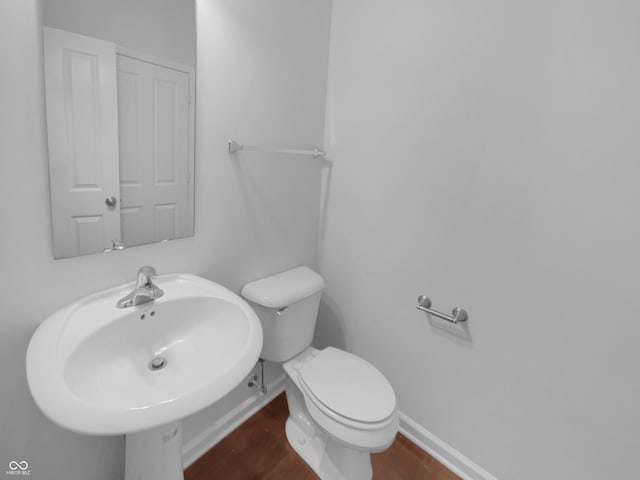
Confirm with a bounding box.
[184,393,460,480]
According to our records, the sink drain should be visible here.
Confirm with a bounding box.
[149,356,167,371]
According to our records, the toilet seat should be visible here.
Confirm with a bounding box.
[284,347,400,453]
[298,347,397,427]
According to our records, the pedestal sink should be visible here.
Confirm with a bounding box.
[26,273,263,480]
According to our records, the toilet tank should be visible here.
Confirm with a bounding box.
[241,266,325,362]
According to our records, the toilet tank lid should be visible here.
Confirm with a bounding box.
[241,266,325,308]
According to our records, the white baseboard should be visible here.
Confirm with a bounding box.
[181,373,287,468]
[399,412,498,480]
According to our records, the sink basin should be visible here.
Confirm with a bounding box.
[26,273,263,436]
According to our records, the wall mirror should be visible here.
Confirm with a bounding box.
[42,0,196,259]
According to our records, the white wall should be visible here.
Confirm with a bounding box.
[0,0,330,479]
[181,0,331,449]
[42,0,196,66]
[318,1,640,479]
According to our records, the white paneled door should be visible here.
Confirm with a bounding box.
[116,53,193,248]
[44,27,121,259]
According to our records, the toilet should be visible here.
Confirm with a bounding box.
[241,266,399,480]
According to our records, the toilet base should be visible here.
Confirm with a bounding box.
[285,416,327,473]
[284,377,373,480]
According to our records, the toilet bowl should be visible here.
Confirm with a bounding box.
[241,267,399,480]
[291,347,398,448]
[282,347,399,480]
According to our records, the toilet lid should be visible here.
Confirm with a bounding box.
[299,347,396,424]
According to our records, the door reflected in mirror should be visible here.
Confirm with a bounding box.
[42,0,196,259]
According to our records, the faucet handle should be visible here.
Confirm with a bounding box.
[136,266,158,287]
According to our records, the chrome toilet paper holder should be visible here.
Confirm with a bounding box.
[416,295,469,324]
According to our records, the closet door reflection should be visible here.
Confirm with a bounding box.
[44,27,122,258]
[117,54,192,248]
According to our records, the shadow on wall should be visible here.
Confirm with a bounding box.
[318,156,333,264]
[424,312,475,347]
[313,295,346,350]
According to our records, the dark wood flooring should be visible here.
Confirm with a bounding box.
[184,393,460,480]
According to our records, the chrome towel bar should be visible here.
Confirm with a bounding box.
[227,139,326,158]
[416,295,469,324]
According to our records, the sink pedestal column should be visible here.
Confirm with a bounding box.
[125,421,183,480]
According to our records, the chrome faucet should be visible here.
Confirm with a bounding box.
[116,266,164,308]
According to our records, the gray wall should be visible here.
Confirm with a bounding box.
[0,0,330,478]
[317,0,640,479]
[42,0,196,66]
